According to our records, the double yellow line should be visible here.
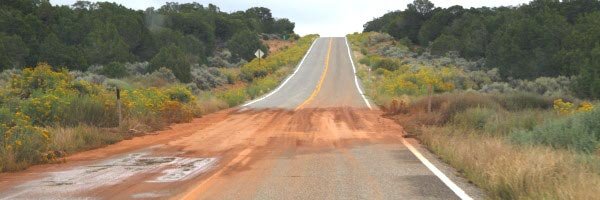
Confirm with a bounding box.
[294,38,333,111]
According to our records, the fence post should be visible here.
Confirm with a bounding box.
[427,84,432,113]
[116,87,122,127]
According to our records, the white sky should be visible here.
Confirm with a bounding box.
[49,0,532,36]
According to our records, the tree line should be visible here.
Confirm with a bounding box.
[363,0,600,98]
[0,0,295,82]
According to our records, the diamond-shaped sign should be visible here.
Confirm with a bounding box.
[254,49,265,58]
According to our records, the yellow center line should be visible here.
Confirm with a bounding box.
[295,38,333,111]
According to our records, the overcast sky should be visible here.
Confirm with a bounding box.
[49,0,532,36]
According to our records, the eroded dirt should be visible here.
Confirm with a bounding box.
[0,107,410,199]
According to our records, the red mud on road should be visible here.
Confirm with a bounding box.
[0,108,408,199]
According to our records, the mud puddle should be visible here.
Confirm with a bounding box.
[1,151,218,199]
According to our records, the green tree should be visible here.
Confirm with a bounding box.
[418,6,463,45]
[0,33,29,70]
[227,30,268,61]
[486,9,567,78]
[214,15,240,40]
[152,29,205,63]
[38,33,87,71]
[245,7,275,33]
[563,12,600,98]
[0,1,296,73]
[100,62,127,78]
[408,0,435,17]
[167,12,216,52]
[273,18,295,34]
[573,45,600,98]
[84,22,134,65]
[430,34,460,56]
[149,45,192,83]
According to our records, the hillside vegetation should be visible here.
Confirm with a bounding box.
[0,0,297,83]
[348,31,599,199]
[363,0,600,98]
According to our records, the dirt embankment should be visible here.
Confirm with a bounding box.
[263,39,295,54]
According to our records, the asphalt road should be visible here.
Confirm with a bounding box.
[0,37,482,200]
[225,37,478,199]
[244,37,370,110]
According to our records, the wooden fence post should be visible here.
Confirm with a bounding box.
[116,87,122,126]
[427,84,432,113]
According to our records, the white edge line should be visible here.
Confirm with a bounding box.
[400,134,473,200]
[241,38,319,107]
[343,37,372,110]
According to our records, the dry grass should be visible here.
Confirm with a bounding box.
[194,94,230,116]
[420,127,600,200]
[49,125,123,153]
[382,92,600,199]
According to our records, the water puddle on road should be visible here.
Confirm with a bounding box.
[2,152,218,199]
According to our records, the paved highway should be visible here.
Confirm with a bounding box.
[196,37,480,199]
[244,37,370,110]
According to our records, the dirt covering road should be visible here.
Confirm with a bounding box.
[0,38,481,199]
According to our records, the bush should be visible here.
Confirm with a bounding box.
[0,111,49,171]
[376,58,401,71]
[493,92,553,111]
[165,85,195,103]
[430,34,460,56]
[191,66,227,90]
[511,107,600,153]
[452,107,496,130]
[483,110,545,136]
[217,87,248,107]
[207,50,243,68]
[125,67,178,88]
[124,62,149,76]
[100,62,128,78]
[149,44,193,83]
[227,30,268,62]
[219,68,240,84]
[160,100,193,123]
[246,76,278,98]
[480,76,573,97]
[438,93,501,122]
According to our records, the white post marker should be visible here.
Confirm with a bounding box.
[254,49,265,58]
[255,49,265,65]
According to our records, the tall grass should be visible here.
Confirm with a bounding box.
[421,127,600,199]
[49,125,123,153]
[60,95,118,127]
[386,92,599,199]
